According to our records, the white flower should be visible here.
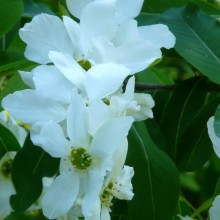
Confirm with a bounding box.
[0,111,27,146]
[30,90,133,219]
[87,139,134,220]
[109,76,155,121]
[47,52,132,101]
[207,117,220,158]
[0,152,16,219]
[19,0,175,73]
[2,60,131,129]
[209,195,220,220]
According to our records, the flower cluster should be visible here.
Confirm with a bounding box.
[1,0,176,219]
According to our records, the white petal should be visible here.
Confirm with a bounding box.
[0,111,27,147]
[30,121,70,158]
[207,117,220,158]
[101,206,111,220]
[80,0,117,53]
[105,140,128,185]
[117,40,162,73]
[209,195,220,220]
[177,215,194,220]
[88,100,112,136]
[66,0,93,19]
[113,165,134,200]
[63,16,82,59]
[88,37,117,64]
[19,70,35,89]
[0,180,15,219]
[20,14,73,64]
[33,65,73,103]
[113,19,139,46]
[59,158,75,174]
[138,24,176,49]
[85,199,101,220]
[116,0,144,23]
[130,93,155,121]
[67,90,89,147]
[42,172,80,219]
[82,168,104,219]
[86,63,131,100]
[91,117,133,158]
[124,76,135,100]
[2,90,66,124]
[49,51,86,90]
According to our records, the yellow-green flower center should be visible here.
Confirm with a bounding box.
[1,159,13,178]
[78,60,91,71]
[71,147,92,171]
[100,182,114,207]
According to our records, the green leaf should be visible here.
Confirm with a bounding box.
[177,97,220,171]
[0,0,23,37]
[0,58,35,73]
[10,135,59,211]
[142,0,186,13]
[214,104,220,138]
[0,51,24,66]
[5,211,47,220]
[159,3,220,84]
[142,0,220,14]
[0,74,28,111]
[23,0,54,18]
[127,122,180,220]
[0,124,21,159]
[160,77,207,160]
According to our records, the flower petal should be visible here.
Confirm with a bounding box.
[19,70,35,89]
[49,51,86,90]
[2,90,66,124]
[101,206,111,220]
[82,168,104,219]
[116,0,144,23]
[138,24,176,49]
[86,63,131,100]
[0,180,15,219]
[209,195,220,220]
[88,37,117,64]
[80,0,117,53]
[67,90,89,147]
[113,19,139,46]
[207,117,220,158]
[66,0,93,19]
[117,40,161,73]
[91,116,133,158]
[105,140,128,185]
[31,121,70,158]
[63,16,82,58]
[124,76,135,100]
[88,100,112,136]
[0,111,27,147]
[33,65,73,103]
[20,14,73,64]
[42,172,80,219]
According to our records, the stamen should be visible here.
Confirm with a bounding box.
[78,60,91,71]
[71,147,92,171]
[1,159,13,178]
